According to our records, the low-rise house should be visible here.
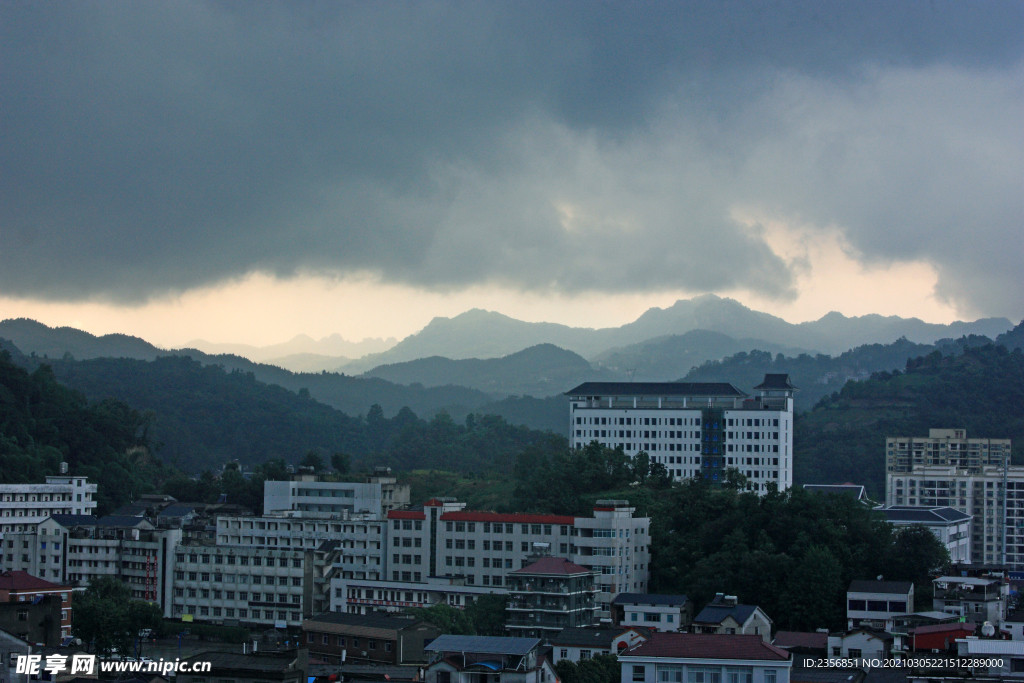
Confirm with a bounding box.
[846,580,913,629]
[827,629,893,661]
[619,632,792,683]
[879,506,972,564]
[932,575,1007,625]
[612,594,692,632]
[550,626,650,664]
[0,572,73,639]
[692,594,772,642]
[902,621,976,653]
[0,595,62,647]
[424,635,557,683]
[302,611,441,665]
[955,638,1024,677]
[771,632,827,658]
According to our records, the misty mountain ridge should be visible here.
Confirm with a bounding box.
[184,332,397,363]
[360,343,621,397]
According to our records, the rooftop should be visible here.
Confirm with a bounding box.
[802,484,867,500]
[754,374,798,391]
[182,650,305,673]
[612,593,689,607]
[511,557,594,576]
[95,515,154,528]
[551,627,640,648]
[304,611,422,633]
[621,633,789,662]
[425,635,540,657]
[911,622,976,636]
[772,632,828,650]
[0,570,68,592]
[847,580,913,595]
[565,382,747,398]
[50,514,98,527]
[881,506,971,523]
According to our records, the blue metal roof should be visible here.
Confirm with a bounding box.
[425,635,540,656]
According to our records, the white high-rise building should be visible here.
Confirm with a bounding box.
[565,375,796,493]
[0,476,98,533]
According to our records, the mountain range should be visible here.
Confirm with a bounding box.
[337,294,1011,372]
[184,333,397,365]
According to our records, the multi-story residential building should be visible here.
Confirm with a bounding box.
[170,545,309,628]
[566,374,795,492]
[886,430,1011,474]
[846,580,914,630]
[2,515,181,614]
[332,498,650,620]
[0,475,97,534]
[0,627,31,683]
[0,571,73,638]
[886,464,1022,567]
[302,612,441,665]
[618,632,792,683]
[932,575,1008,626]
[264,472,409,518]
[692,595,772,642]
[879,506,972,563]
[611,594,692,632]
[505,556,599,639]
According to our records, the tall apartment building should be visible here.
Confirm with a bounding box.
[332,498,650,620]
[0,476,98,534]
[885,429,1015,567]
[505,557,599,639]
[886,429,1011,474]
[565,374,795,492]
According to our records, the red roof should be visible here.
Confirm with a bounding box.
[772,631,828,650]
[0,571,68,592]
[440,511,574,524]
[511,557,593,575]
[387,510,426,520]
[623,633,791,661]
[912,622,976,636]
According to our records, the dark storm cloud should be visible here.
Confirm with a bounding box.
[0,1,1021,315]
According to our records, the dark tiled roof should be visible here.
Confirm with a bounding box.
[50,514,98,526]
[565,382,747,398]
[693,603,758,626]
[512,557,593,576]
[111,503,151,517]
[551,627,635,648]
[613,593,689,606]
[303,611,421,633]
[803,484,866,500]
[158,504,197,517]
[754,374,798,391]
[95,515,153,528]
[425,635,540,656]
[622,633,789,661]
[881,506,971,523]
[848,580,913,595]
[773,632,828,650]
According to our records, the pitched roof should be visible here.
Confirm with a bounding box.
[753,374,798,391]
[772,632,828,650]
[550,627,637,648]
[50,514,98,526]
[511,557,593,576]
[0,570,67,591]
[425,635,540,656]
[621,633,790,661]
[111,502,151,517]
[613,593,690,606]
[158,504,197,517]
[95,515,154,528]
[802,484,866,500]
[848,580,913,595]
[693,603,759,627]
[881,506,971,523]
[565,382,747,398]
[911,621,976,636]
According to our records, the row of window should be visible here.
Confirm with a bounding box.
[175,553,302,567]
[172,604,300,620]
[308,632,393,651]
[174,588,300,603]
[174,571,302,585]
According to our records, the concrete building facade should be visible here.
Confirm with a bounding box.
[566,375,795,493]
[879,506,972,564]
[505,557,600,639]
[0,477,97,535]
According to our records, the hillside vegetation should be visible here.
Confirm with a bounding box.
[794,341,1024,496]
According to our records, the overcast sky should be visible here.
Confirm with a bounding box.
[1,1,1021,347]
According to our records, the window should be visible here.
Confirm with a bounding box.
[633,666,646,683]
[658,666,683,683]
[725,669,752,683]
[688,669,720,683]
[580,650,592,660]
[764,672,776,683]
[848,649,862,658]
[560,649,568,659]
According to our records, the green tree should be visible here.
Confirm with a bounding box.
[73,577,161,657]
[300,451,325,472]
[407,604,474,635]
[464,594,507,636]
[331,452,351,474]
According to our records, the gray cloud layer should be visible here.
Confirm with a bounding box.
[1,1,1021,316]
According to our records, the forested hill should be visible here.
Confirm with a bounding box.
[0,318,493,419]
[682,328,1022,411]
[0,339,568,476]
[794,342,1024,496]
[0,346,172,514]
